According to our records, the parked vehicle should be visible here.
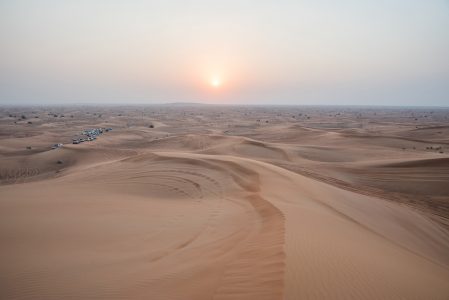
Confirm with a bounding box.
[51,143,63,149]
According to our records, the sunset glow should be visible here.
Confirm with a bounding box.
[210,77,221,88]
[0,1,448,105]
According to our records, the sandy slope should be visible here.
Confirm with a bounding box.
[1,148,449,299]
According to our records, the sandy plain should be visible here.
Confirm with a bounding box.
[0,104,448,299]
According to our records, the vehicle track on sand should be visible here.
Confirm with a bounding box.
[160,156,287,300]
[50,152,287,299]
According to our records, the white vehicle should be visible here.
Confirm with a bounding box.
[51,143,63,149]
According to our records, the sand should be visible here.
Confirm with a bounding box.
[1,105,449,299]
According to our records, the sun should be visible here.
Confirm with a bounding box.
[210,77,221,88]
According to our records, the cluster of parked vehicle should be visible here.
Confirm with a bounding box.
[72,127,112,144]
[49,127,112,148]
[72,137,95,144]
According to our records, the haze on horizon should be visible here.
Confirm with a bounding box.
[1,0,448,106]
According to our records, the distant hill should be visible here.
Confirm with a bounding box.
[163,102,209,106]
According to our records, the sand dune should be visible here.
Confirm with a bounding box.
[379,157,449,168]
[1,105,449,299]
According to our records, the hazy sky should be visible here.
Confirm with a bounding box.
[1,0,448,106]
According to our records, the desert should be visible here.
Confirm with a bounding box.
[1,104,448,299]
